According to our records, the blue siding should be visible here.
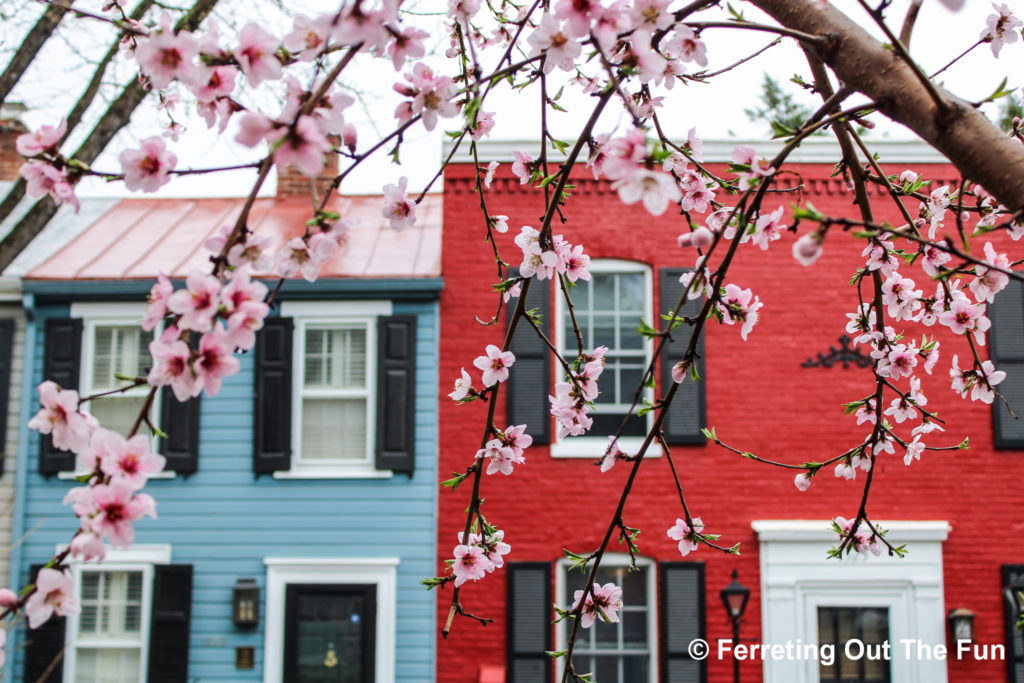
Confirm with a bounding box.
[12,298,439,682]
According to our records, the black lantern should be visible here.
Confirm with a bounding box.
[948,607,976,644]
[720,568,750,619]
[232,578,259,628]
[720,569,750,683]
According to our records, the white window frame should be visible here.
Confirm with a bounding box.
[263,557,398,683]
[554,553,659,683]
[552,260,660,458]
[64,303,171,479]
[752,520,950,683]
[274,300,394,479]
[58,544,171,683]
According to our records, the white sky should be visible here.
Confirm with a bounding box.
[3,0,1017,197]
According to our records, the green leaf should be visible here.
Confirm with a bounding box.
[441,473,468,490]
[980,76,1014,105]
[546,649,567,659]
[74,472,92,484]
[957,437,970,450]
[701,426,717,440]
[636,319,661,339]
[727,542,742,555]
[420,577,445,590]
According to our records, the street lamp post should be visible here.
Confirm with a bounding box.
[720,569,751,683]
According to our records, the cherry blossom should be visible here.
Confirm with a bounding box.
[236,23,283,86]
[393,63,458,131]
[612,168,682,216]
[573,582,623,628]
[717,284,763,340]
[449,368,474,401]
[452,544,492,587]
[25,568,79,629]
[148,332,195,402]
[476,438,525,475]
[28,381,94,453]
[16,118,66,157]
[20,161,80,212]
[970,242,1010,303]
[283,14,331,62]
[667,516,704,557]
[120,137,176,193]
[663,25,708,67]
[511,151,534,185]
[527,14,581,74]
[134,18,197,89]
[382,177,417,231]
[193,324,242,396]
[473,345,515,386]
[981,3,1022,56]
[937,295,990,344]
[268,115,330,176]
[275,238,319,282]
[167,271,221,331]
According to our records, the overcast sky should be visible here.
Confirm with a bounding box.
[3,0,1017,197]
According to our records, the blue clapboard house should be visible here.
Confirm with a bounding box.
[5,187,442,682]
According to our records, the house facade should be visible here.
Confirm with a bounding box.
[6,176,442,682]
[437,139,1024,683]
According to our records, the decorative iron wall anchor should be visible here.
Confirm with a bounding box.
[801,334,873,369]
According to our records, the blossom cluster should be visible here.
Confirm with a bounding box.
[450,527,512,588]
[549,346,608,439]
[832,517,883,557]
[571,581,623,628]
[513,226,592,282]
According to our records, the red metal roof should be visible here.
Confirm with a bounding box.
[27,194,442,280]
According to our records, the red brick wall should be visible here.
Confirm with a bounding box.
[275,146,339,198]
[0,118,28,181]
[438,159,1020,682]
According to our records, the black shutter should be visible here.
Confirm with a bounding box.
[148,564,193,683]
[507,562,552,682]
[24,564,66,683]
[0,319,14,477]
[506,271,551,444]
[159,389,200,475]
[376,315,416,474]
[989,280,1024,448]
[253,317,293,474]
[661,562,707,683]
[1004,565,1024,682]
[659,269,706,444]
[39,318,82,475]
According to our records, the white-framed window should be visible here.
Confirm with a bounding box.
[554,554,658,683]
[60,545,170,683]
[72,303,159,440]
[552,260,660,458]
[276,300,392,479]
[263,557,399,683]
[752,520,950,683]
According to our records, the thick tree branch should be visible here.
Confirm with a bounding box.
[750,0,1024,216]
[0,2,72,106]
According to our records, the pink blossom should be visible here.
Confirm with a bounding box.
[562,244,592,282]
[268,115,330,177]
[664,25,708,67]
[134,21,197,89]
[120,137,176,193]
[25,568,79,629]
[167,270,220,331]
[235,111,275,147]
[275,238,319,282]
[476,438,524,475]
[393,63,458,131]
[28,381,94,453]
[511,151,534,185]
[452,544,492,587]
[16,118,66,157]
[793,233,823,265]
[69,531,106,562]
[981,3,1022,56]
[0,588,16,608]
[470,111,495,141]
[193,324,241,397]
[283,14,331,62]
[717,283,763,340]
[227,231,274,272]
[449,368,474,401]
[904,437,926,466]
[937,296,990,344]
[498,424,533,458]
[794,472,812,491]
[970,241,1010,303]
[236,23,283,86]
[382,177,417,231]
[613,169,682,216]
[342,123,357,153]
[526,14,580,74]
[751,206,786,250]
[833,516,882,556]
[219,269,268,316]
[143,274,174,331]
[667,516,704,556]
[473,344,515,387]
[920,244,951,277]
[188,65,236,103]
[88,480,157,548]
[148,334,196,402]
[387,26,429,70]
[225,300,269,352]
[601,437,625,472]
[573,582,623,628]
[20,161,80,212]
[100,432,166,490]
[483,161,499,189]
[671,360,691,384]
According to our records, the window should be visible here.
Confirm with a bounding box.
[553,261,655,457]
[753,520,950,683]
[81,321,154,437]
[264,558,398,683]
[555,555,658,683]
[818,607,891,683]
[58,545,175,683]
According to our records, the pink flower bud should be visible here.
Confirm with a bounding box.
[676,233,693,248]
[342,123,357,153]
[793,233,823,266]
[794,472,812,491]
[691,227,713,248]
[899,170,918,185]
[0,588,16,608]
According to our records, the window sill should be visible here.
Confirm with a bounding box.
[57,471,177,480]
[550,437,662,459]
[273,467,394,480]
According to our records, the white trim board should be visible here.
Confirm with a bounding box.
[752,520,949,683]
[263,557,399,683]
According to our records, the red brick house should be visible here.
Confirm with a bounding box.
[437,139,1024,683]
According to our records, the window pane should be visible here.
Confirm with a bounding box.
[620,568,647,606]
[301,398,367,460]
[89,396,147,438]
[622,610,648,648]
[92,326,149,391]
[593,275,615,309]
[623,655,649,681]
[618,274,644,312]
[75,648,141,683]
[304,327,366,389]
[593,314,615,350]
[618,367,644,404]
[618,318,643,350]
[595,617,618,648]
[78,571,144,640]
[593,655,620,683]
[819,606,891,683]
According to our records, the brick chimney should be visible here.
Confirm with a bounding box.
[276,144,340,199]
[0,103,28,182]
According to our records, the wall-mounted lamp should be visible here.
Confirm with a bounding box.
[232,578,260,628]
[948,607,976,644]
